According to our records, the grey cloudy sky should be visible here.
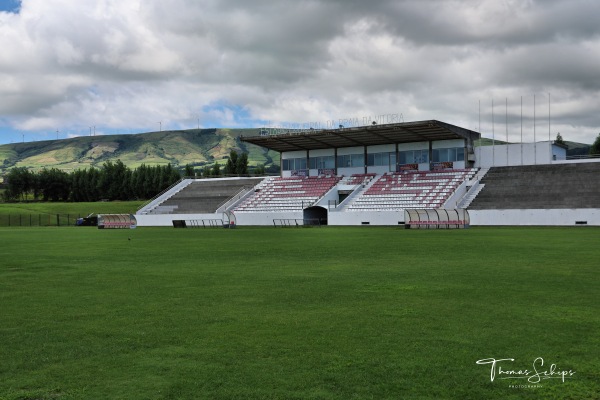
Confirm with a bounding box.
[0,0,599,144]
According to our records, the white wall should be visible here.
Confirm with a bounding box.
[337,146,363,155]
[234,211,304,225]
[475,142,559,168]
[432,139,464,149]
[338,167,365,176]
[136,213,227,227]
[137,208,600,227]
[367,144,395,153]
[309,149,335,157]
[552,146,567,160]
[398,141,428,151]
[329,210,404,225]
[282,150,307,159]
[470,209,600,226]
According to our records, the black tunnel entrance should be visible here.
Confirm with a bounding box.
[303,206,328,226]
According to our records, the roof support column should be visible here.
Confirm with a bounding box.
[334,148,338,175]
[306,150,310,176]
[428,141,433,171]
[364,146,368,174]
[395,143,399,173]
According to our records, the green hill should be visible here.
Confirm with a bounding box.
[0,128,280,174]
[564,141,591,157]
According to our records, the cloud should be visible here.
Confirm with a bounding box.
[0,0,599,145]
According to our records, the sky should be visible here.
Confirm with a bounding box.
[0,0,599,145]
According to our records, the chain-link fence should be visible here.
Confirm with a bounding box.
[0,214,82,227]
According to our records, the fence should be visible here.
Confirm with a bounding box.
[273,218,323,227]
[0,214,81,227]
[172,219,226,228]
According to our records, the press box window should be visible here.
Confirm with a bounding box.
[337,154,364,168]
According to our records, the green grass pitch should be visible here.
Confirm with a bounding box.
[0,226,598,399]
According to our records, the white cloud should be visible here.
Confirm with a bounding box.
[0,0,599,145]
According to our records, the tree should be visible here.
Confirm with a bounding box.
[254,164,266,175]
[38,168,70,201]
[555,132,565,146]
[184,164,195,177]
[590,133,600,155]
[211,162,221,176]
[224,150,238,175]
[4,167,32,201]
[235,152,249,175]
[202,165,212,177]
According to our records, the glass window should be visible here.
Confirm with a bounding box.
[367,153,375,166]
[351,154,364,167]
[432,147,465,162]
[338,154,363,168]
[310,156,335,169]
[367,152,394,167]
[297,158,307,170]
[449,148,456,162]
[283,157,309,170]
[398,151,407,164]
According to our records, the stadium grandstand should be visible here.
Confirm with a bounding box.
[135,119,600,227]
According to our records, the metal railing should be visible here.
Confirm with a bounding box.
[215,186,252,212]
[136,178,187,214]
[272,218,322,227]
[0,214,80,227]
[564,154,600,160]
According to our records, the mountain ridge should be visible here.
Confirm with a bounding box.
[0,128,279,174]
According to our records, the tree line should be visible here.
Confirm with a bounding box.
[3,161,182,202]
[2,150,266,202]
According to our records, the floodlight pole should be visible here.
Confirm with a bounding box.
[506,98,508,165]
[533,94,537,165]
[492,98,495,167]
[549,92,552,163]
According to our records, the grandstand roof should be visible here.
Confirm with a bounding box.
[241,120,480,152]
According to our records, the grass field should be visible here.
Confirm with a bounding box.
[0,202,144,227]
[0,226,598,399]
